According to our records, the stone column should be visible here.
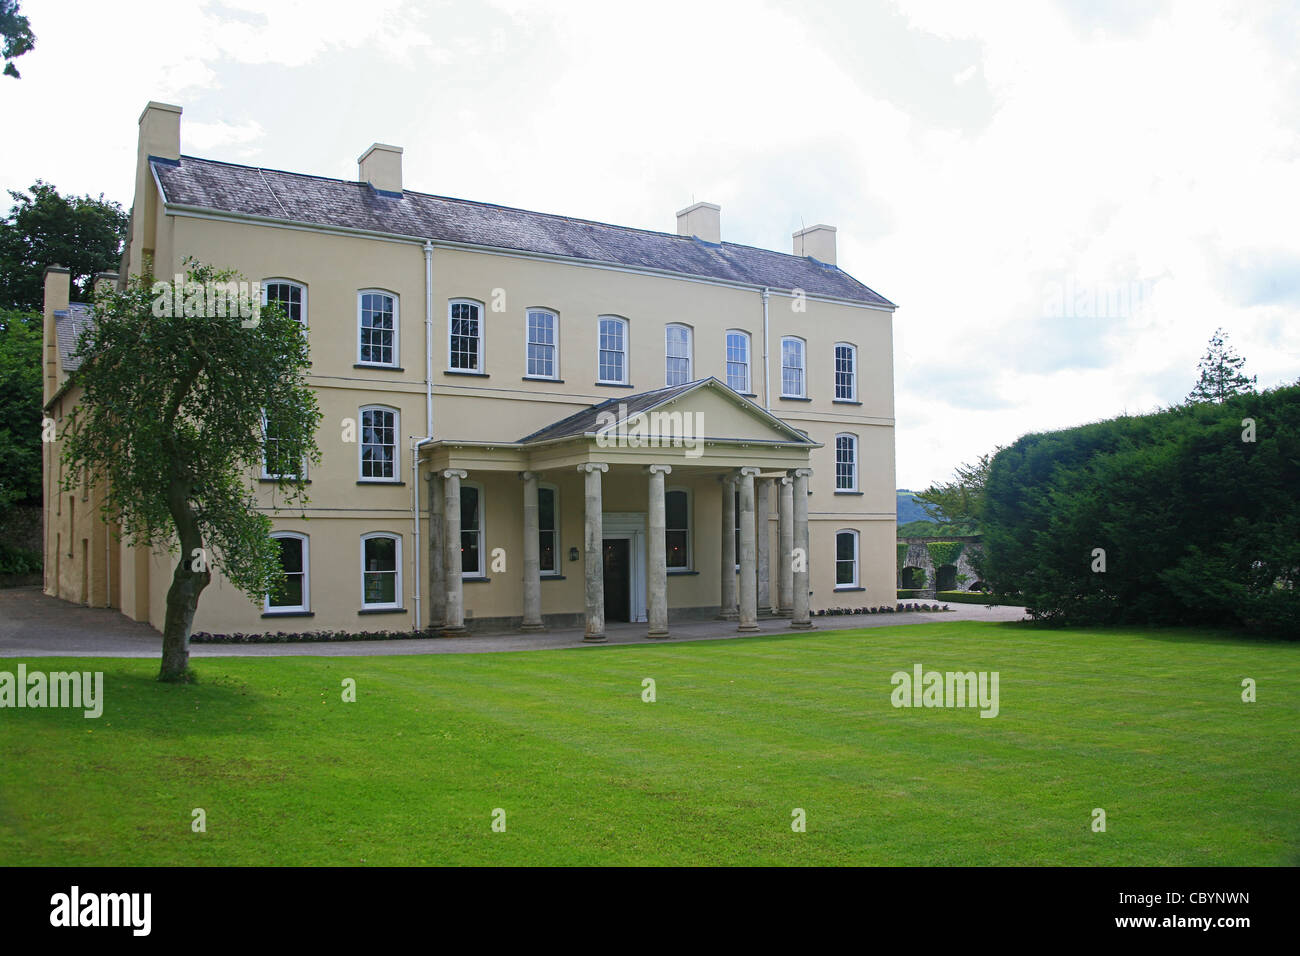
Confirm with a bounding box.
[737,467,760,632]
[790,467,813,629]
[519,471,544,632]
[646,464,672,639]
[718,473,738,620]
[426,471,445,629]
[756,477,772,614]
[778,476,794,616]
[579,462,609,642]
[441,469,468,636]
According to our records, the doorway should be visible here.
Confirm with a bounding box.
[603,538,631,622]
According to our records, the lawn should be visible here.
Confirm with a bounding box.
[1,621,1296,865]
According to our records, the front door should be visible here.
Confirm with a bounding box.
[603,538,631,623]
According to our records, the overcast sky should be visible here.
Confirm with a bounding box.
[3,0,1297,489]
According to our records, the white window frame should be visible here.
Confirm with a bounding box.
[665,323,693,386]
[359,532,402,610]
[781,336,806,398]
[835,433,859,492]
[265,531,309,612]
[538,482,560,576]
[525,307,559,380]
[460,480,485,578]
[834,529,860,590]
[665,486,692,571]
[725,329,751,394]
[597,315,629,384]
[262,278,307,327]
[357,289,399,367]
[358,405,400,482]
[260,408,303,480]
[448,298,485,372]
[834,342,858,401]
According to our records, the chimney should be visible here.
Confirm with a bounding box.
[359,143,403,195]
[93,271,119,298]
[138,101,182,162]
[676,201,721,244]
[43,266,70,407]
[792,224,837,265]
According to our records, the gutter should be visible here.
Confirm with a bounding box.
[761,286,771,413]
[410,239,436,632]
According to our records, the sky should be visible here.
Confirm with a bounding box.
[3,0,1298,489]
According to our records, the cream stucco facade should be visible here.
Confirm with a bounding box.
[42,102,898,640]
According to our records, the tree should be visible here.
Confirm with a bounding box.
[0,311,42,516]
[1,0,34,78]
[60,262,321,681]
[1187,327,1256,404]
[0,181,129,317]
[913,452,997,534]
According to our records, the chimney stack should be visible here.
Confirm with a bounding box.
[138,101,182,162]
[359,143,403,195]
[792,224,837,265]
[676,201,721,244]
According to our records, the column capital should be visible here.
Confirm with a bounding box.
[779,475,793,486]
[578,462,609,474]
[646,464,673,476]
[790,467,813,479]
[442,468,468,480]
[518,470,539,481]
[739,466,761,478]
[718,473,737,487]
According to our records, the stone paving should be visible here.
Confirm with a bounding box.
[0,586,1028,659]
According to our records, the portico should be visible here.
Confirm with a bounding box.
[417,378,818,640]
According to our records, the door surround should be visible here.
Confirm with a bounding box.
[601,512,646,623]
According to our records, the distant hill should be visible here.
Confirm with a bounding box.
[896,489,936,525]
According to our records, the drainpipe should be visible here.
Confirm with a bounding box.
[761,287,771,412]
[410,239,436,631]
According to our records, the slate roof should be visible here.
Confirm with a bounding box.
[515,377,815,445]
[151,155,896,308]
[54,303,95,372]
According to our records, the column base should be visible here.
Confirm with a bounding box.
[519,623,547,633]
[583,633,608,643]
[440,625,468,637]
[777,606,794,617]
[717,610,739,621]
[646,629,670,640]
[737,623,760,632]
[789,620,815,630]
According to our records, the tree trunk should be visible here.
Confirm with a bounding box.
[159,481,210,682]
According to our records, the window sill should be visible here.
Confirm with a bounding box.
[444,369,489,377]
[357,480,406,486]
[462,575,491,583]
[259,477,311,484]
[523,375,564,383]
[359,606,406,615]
[833,399,862,405]
[541,574,566,581]
[261,610,314,618]
[834,490,864,496]
[595,381,634,388]
[834,586,865,592]
[780,395,811,402]
[354,363,405,372]
[667,569,699,576]
[738,392,758,398]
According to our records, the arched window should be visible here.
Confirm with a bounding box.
[449,299,484,371]
[266,532,309,612]
[835,530,859,589]
[526,308,558,379]
[834,342,857,401]
[666,487,691,569]
[461,481,484,577]
[725,330,751,393]
[781,336,806,397]
[597,315,628,384]
[359,405,399,481]
[538,483,559,575]
[665,323,693,385]
[358,290,398,366]
[263,279,306,326]
[835,433,858,492]
[360,532,402,609]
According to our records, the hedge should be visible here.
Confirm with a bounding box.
[938,590,1017,606]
